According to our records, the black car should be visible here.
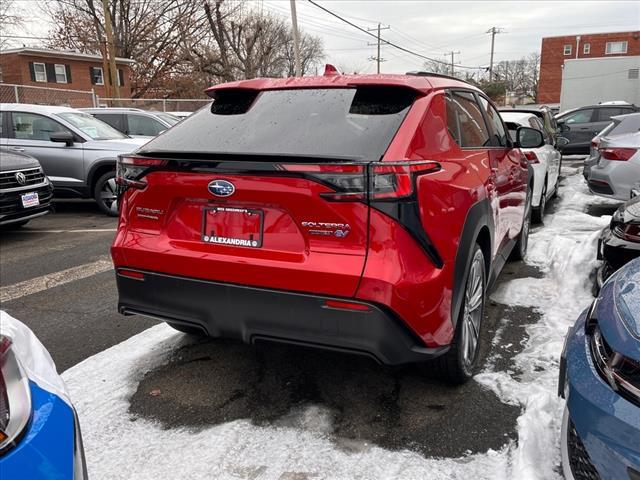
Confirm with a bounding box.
[0,149,53,227]
[556,104,639,155]
[597,194,640,288]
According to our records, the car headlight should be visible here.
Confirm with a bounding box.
[0,335,32,454]
[587,323,640,406]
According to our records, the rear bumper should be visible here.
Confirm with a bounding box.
[116,269,448,365]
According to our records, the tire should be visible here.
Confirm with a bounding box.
[551,169,560,199]
[434,244,486,384]
[94,171,119,217]
[532,180,546,224]
[511,184,532,261]
[167,322,207,336]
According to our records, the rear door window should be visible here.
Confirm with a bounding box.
[477,96,508,147]
[140,87,417,160]
[596,107,626,121]
[445,90,490,148]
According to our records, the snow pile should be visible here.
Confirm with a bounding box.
[62,169,619,479]
[477,171,618,479]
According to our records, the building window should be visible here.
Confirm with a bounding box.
[33,62,46,82]
[583,43,590,54]
[54,64,67,83]
[563,44,572,55]
[91,67,104,85]
[606,41,628,55]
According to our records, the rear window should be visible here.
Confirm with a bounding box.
[609,114,640,136]
[140,87,417,160]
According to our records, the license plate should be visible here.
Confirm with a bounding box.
[21,192,39,208]
[202,206,263,248]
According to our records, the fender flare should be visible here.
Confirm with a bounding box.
[451,198,494,330]
[87,158,117,191]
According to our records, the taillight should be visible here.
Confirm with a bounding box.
[599,148,637,161]
[116,156,168,189]
[591,139,600,149]
[523,151,539,163]
[280,161,440,202]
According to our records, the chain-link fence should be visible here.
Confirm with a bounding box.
[0,85,210,112]
[0,83,98,107]
[99,97,210,112]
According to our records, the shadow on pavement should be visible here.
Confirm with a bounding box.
[128,263,540,458]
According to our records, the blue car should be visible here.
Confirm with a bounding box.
[0,312,87,479]
[559,257,640,480]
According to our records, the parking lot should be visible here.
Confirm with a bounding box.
[0,157,622,479]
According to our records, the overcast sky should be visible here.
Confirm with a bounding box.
[263,0,639,74]
[5,0,640,76]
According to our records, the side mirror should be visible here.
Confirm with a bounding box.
[50,131,74,146]
[516,126,545,149]
[557,122,570,133]
[556,136,570,147]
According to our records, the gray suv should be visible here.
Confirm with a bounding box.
[0,104,147,215]
[555,103,638,155]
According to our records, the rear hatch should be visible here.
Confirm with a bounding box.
[116,86,421,298]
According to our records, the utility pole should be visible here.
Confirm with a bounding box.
[102,0,120,100]
[367,23,390,74]
[289,0,302,76]
[444,50,461,76]
[487,26,504,82]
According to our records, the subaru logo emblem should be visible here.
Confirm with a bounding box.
[208,179,235,197]
[15,172,27,185]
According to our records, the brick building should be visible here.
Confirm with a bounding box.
[0,47,134,99]
[538,31,640,104]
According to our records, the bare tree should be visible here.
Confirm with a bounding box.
[203,3,323,80]
[422,59,455,76]
[283,31,324,77]
[0,0,24,49]
[47,0,209,97]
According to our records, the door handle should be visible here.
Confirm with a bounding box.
[9,147,25,152]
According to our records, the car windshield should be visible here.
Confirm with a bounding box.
[157,113,180,126]
[141,87,417,161]
[56,112,128,140]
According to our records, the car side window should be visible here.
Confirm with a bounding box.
[10,112,73,141]
[477,96,508,147]
[563,109,594,124]
[596,108,626,121]
[445,91,490,148]
[127,114,165,136]
[94,113,126,133]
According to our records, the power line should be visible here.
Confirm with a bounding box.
[305,0,484,70]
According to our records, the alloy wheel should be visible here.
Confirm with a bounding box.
[100,177,119,215]
[461,251,484,368]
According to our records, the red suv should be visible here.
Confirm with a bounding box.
[111,72,543,383]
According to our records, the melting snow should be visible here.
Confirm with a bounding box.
[62,166,619,479]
